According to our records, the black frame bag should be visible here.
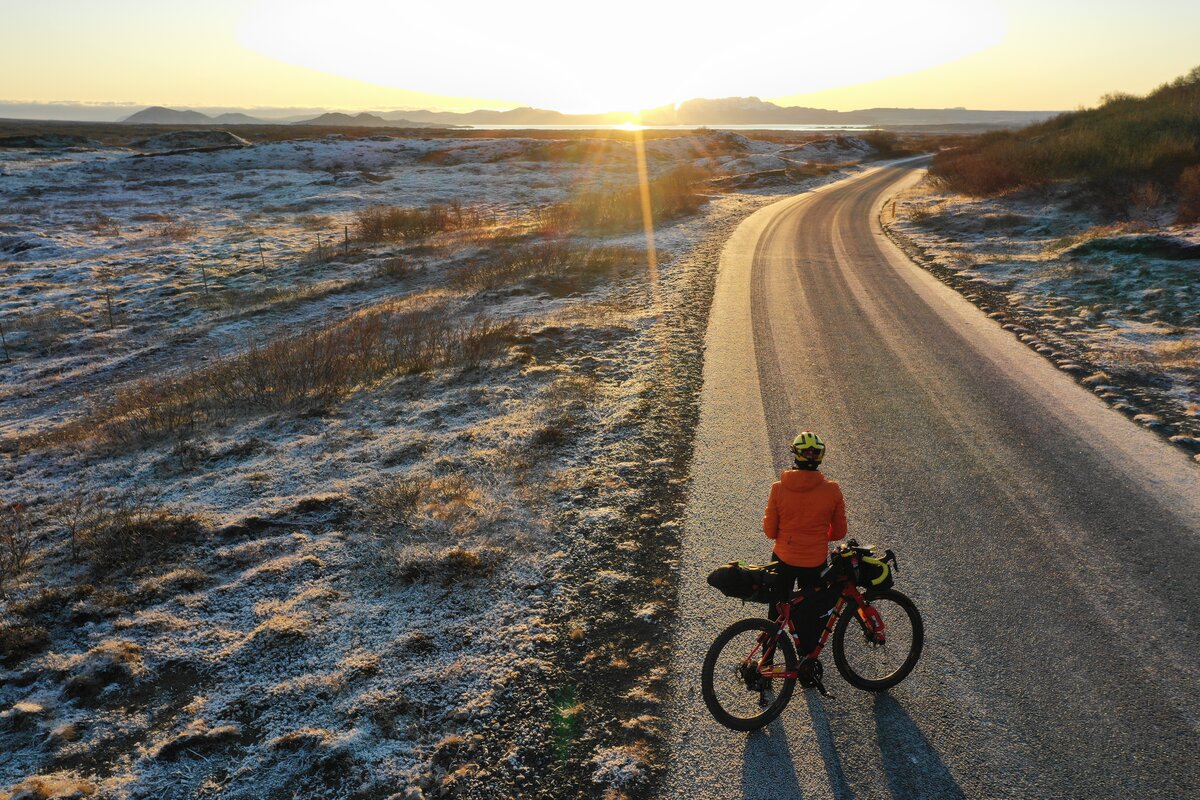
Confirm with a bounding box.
[706,561,778,603]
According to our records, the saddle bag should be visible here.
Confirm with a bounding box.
[707,561,778,603]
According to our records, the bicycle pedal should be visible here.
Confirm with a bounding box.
[814,679,835,699]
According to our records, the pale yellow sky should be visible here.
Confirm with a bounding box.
[1,0,1197,112]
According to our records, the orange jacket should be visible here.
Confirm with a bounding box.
[762,470,848,567]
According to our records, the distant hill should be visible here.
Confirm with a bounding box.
[122,106,214,124]
[293,112,392,127]
[395,106,629,126]
[212,112,267,125]
[113,106,452,129]
[292,111,449,128]
[390,99,1058,128]
[931,64,1200,209]
[30,100,1059,130]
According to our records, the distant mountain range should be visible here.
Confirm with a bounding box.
[3,100,1061,129]
[120,106,451,128]
[395,97,1059,127]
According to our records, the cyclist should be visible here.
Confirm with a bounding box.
[762,431,847,684]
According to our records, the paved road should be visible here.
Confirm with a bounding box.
[664,161,1200,799]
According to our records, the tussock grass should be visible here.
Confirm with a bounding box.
[197,281,358,314]
[7,308,88,354]
[373,256,414,280]
[931,65,1200,210]
[158,219,201,241]
[450,241,643,294]
[0,623,49,666]
[532,374,600,447]
[25,301,518,448]
[84,210,121,236]
[393,543,501,585]
[296,214,335,231]
[541,165,708,234]
[1151,338,1200,375]
[355,201,489,242]
[74,492,205,573]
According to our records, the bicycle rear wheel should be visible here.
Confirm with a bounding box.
[701,618,797,731]
[832,588,923,691]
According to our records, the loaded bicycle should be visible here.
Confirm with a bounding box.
[702,540,923,731]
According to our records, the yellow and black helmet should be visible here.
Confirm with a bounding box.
[791,431,826,467]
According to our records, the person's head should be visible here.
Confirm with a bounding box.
[791,431,825,470]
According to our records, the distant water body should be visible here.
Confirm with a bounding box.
[463,124,878,131]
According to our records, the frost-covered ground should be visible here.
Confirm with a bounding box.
[888,180,1200,453]
[0,130,875,799]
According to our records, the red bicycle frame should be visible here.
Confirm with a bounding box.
[755,579,885,680]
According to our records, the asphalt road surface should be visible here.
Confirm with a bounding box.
[664,161,1200,799]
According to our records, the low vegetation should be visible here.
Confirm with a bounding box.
[1,503,33,598]
[931,64,1200,217]
[354,201,490,242]
[25,300,518,448]
[541,165,709,234]
[861,130,919,159]
[450,240,644,293]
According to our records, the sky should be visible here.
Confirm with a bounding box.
[1,0,1198,113]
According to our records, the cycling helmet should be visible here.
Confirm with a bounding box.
[791,431,825,468]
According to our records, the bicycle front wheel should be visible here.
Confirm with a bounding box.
[701,617,797,731]
[832,588,924,691]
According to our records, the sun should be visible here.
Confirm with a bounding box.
[239,0,1007,113]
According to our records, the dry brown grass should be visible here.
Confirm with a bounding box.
[131,212,174,223]
[1096,338,1200,382]
[1,502,34,597]
[355,202,489,243]
[296,214,335,231]
[931,65,1200,204]
[373,256,414,280]
[72,490,205,572]
[83,210,121,236]
[1151,338,1200,373]
[8,308,87,354]
[158,219,201,241]
[1176,165,1200,223]
[392,543,501,585]
[540,165,708,235]
[450,241,643,294]
[23,300,519,449]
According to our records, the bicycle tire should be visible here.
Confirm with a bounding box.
[832,588,923,691]
[701,617,797,731]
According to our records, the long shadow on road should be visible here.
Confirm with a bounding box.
[873,693,966,800]
[805,691,857,800]
[738,691,859,800]
[738,691,962,800]
[741,716,804,800]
